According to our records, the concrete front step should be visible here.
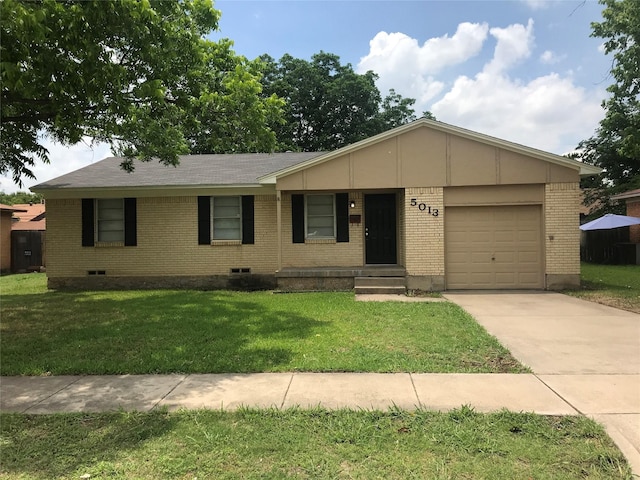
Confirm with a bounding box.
[354,286,407,295]
[355,276,405,287]
[354,276,406,295]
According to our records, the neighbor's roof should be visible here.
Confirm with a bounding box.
[12,203,45,221]
[12,219,46,231]
[32,152,325,191]
[611,188,640,201]
[0,203,27,213]
[11,203,46,231]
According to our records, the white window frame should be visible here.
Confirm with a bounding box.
[305,194,335,238]
[211,196,242,241]
[95,198,124,243]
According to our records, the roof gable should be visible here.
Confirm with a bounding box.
[260,118,601,185]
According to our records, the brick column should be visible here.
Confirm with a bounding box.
[545,182,580,289]
[404,187,445,291]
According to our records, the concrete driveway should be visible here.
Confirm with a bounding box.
[444,291,640,475]
[443,292,640,375]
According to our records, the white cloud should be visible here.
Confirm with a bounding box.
[431,71,603,153]
[540,49,565,64]
[523,0,549,10]
[484,19,534,74]
[357,23,488,104]
[0,139,111,194]
[360,23,489,76]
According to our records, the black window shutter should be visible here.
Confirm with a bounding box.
[81,198,95,247]
[124,198,137,246]
[336,193,349,243]
[291,194,305,244]
[197,196,211,245]
[241,195,255,244]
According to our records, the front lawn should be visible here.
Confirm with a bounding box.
[0,274,525,375]
[568,263,640,313]
[0,408,632,479]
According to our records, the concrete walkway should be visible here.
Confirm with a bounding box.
[0,372,580,415]
[1,292,638,475]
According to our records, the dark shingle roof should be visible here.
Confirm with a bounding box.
[33,152,325,190]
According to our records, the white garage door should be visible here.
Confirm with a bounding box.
[445,205,543,289]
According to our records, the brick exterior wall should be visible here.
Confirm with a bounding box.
[545,182,580,288]
[404,187,445,290]
[46,195,279,279]
[280,192,364,268]
[45,182,583,291]
[627,200,640,243]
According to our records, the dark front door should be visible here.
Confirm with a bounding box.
[365,193,397,264]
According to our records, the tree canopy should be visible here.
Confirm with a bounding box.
[1,0,283,184]
[259,52,419,152]
[578,0,640,214]
[0,191,43,206]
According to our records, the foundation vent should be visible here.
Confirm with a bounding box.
[230,268,251,274]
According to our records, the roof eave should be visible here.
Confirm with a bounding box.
[32,183,273,198]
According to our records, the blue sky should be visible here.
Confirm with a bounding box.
[3,0,611,193]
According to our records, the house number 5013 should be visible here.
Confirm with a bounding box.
[410,198,439,217]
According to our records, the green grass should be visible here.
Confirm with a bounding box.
[0,273,525,375]
[0,408,632,479]
[567,263,640,313]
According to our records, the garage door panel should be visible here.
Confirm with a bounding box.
[494,230,516,241]
[495,252,516,263]
[470,273,493,287]
[496,273,516,285]
[519,272,540,284]
[518,252,539,263]
[445,205,543,289]
[471,252,492,263]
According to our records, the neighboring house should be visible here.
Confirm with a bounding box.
[11,202,46,272]
[11,202,46,230]
[0,203,27,273]
[611,188,640,243]
[32,118,601,291]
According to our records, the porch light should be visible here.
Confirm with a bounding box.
[349,200,356,208]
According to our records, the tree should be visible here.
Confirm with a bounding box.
[1,0,283,185]
[0,191,43,205]
[185,40,284,154]
[259,52,418,151]
[578,0,640,215]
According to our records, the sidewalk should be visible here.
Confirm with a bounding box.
[1,372,590,414]
[3,371,639,418]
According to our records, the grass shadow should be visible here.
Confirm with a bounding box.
[1,289,328,375]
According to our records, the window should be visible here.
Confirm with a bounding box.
[96,198,124,242]
[306,194,335,238]
[198,196,254,245]
[82,198,136,247]
[212,196,241,240]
